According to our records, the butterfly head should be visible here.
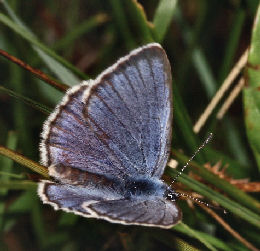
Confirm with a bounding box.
[164,188,180,202]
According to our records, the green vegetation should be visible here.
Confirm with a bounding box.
[0,1,259,250]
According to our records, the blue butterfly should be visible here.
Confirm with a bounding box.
[38,43,182,228]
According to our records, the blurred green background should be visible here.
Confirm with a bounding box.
[0,0,260,250]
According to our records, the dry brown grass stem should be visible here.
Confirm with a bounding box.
[193,49,249,133]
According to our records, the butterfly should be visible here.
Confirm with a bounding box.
[38,43,182,228]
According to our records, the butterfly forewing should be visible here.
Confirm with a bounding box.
[40,43,172,179]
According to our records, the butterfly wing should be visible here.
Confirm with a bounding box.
[38,180,124,217]
[88,198,181,228]
[38,180,181,228]
[40,43,172,179]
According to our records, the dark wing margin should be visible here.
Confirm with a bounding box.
[40,43,172,179]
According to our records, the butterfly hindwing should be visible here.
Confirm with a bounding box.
[38,180,124,217]
[38,180,181,228]
[88,198,181,228]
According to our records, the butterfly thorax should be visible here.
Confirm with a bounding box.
[123,177,168,199]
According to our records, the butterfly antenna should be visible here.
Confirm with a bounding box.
[170,133,213,186]
[178,192,227,213]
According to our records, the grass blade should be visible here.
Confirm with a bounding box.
[174,223,217,251]
[153,0,177,42]
[0,85,52,115]
[126,0,154,44]
[0,2,86,85]
[243,4,260,171]
[0,146,48,178]
[174,223,232,251]
[53,13,109,51]
[109,0,136,50]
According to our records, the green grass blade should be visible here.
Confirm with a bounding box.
[158,236,201,251]
[175,223,232,251]
[6,190,36,214]
[218,7,245,82]
[0,146,48,178]
[0,131,17,230]
[0,5,85,85]
[192,48,217,97]
[221,118,250,167]
[153,0,177,42]
[31,193,47,246]
[34,48,82,86]
[0,131,17,192]
[243,4,260,171]
[174,5,217,97]
[0,171,25,179]
[172,81,205,163]
[0,180,37,190]
[126,0,154,44]
[174,223,217,251]
[2,0,85,81]
[0,85,52,115]
[109,0,136,50]
[150,229,201,250]
[53,13,108,51]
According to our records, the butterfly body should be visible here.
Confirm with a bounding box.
[38,43,182,228]
[124,177,167,198]
[50,163,173,204]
